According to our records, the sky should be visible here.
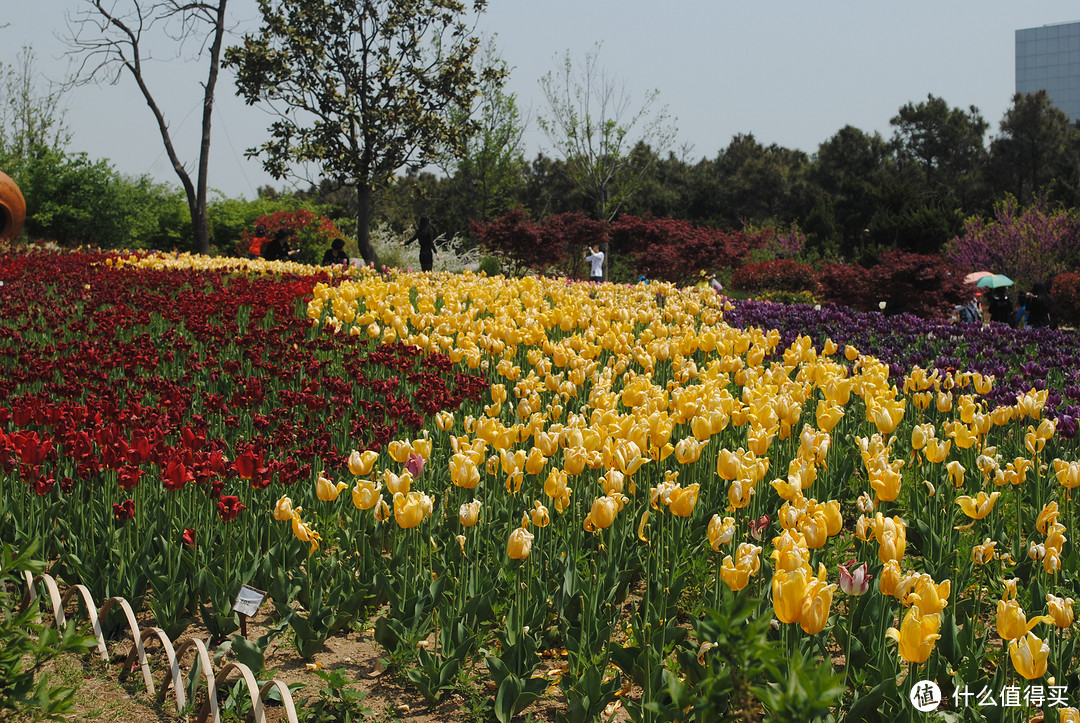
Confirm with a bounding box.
[2,1,1078,200]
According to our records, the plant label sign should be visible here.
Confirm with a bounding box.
[232,585,267,618]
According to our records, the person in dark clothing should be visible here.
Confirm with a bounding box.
[322,238,350,267]
[262,228,296,262]
[988,292,1014,325]
[1028,283,1053,328]
[400,216,440,271]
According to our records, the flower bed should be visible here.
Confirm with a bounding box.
[4,250,1080,720]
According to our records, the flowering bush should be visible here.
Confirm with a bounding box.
[944,196,1080,289]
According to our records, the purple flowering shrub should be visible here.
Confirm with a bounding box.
[944,196,1080,289]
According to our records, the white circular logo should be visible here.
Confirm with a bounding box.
[909,680,942,712]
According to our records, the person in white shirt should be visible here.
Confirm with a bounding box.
[585,245,604,282]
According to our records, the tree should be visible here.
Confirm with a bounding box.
[990,91,1079,203]
[66,0,230,255]
[0,49,70,166]
[538,45,676,223]
[225,0,501,267]
[439,39,527,227]
[890,94,988,191]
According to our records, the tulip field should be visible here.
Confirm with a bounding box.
[7,247,1080,722]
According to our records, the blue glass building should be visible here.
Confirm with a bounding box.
[1016,21,1080,122]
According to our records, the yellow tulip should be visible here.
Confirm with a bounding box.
[727,478,756,509]
[524,447,547,476]
[800,513,828,550]
[1059,708,1080,723]
[393,491,432,529]
[450,453,481,489]
[997,598,1052,640]
[971,538,997,565]
[273,495,294,521]
[383,469,412,496]
[946,460,966,487]
[351,479,382,510]
[1047,593,1075,628]
[1054,459,1080,489]
[922,438,951,464]
[868,462,903,503]
[584,495,620,531]
[669,483,699,517]
[886,604,941,664]
[872,514,907,563]
[387,440,413,464]
[720,542,761,591]
[879,559,902,596]
[1009,632,1050,680]
[458,499,481,527]
[800,579,837,635]
[772,566,811,624]
[1038,502,1060,535]
[290,511,321,555]
[563,447,588,475]
[957,491,1000,520]
[530,501,550,528]
[507,524,534,560]
[716,449,743,480]
[315,473,349,502]
[720,555,750,591]
[348,449,379,476]
[674,437,704,464]
[435,410,454,431]
[821,500,842,537]
[910,423,934,451]
[707,515,736,550]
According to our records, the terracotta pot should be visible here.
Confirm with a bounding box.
[0,171,26,240]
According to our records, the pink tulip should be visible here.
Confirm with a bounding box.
[838,560,873,596]
[404,452,426,478]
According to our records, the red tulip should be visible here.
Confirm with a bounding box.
[113,499,135,523]
[162,459,193,491]
[181,528,196,547]
[217,495,245,523]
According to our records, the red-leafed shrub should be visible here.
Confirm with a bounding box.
[610,216,757,284]
[541,213,609,279]
[469,208,546,274]
[816,250,970,319]
[731,259,818,294]
[1052,272,1080,327]
[240,209,342,265]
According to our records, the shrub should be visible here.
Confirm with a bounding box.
[540,212,608,280]
[943,195,1080,289]
[469,208,545,275]
[731,259,818,294]
[1052,272,1080,327]
[754,289,820,306]
[239,209,342,265]
[816,250,970,319]
[610,216,757,285]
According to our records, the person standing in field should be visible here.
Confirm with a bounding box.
[401,216,440,272]
[248,224,270,259]
[585,245,604,282]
